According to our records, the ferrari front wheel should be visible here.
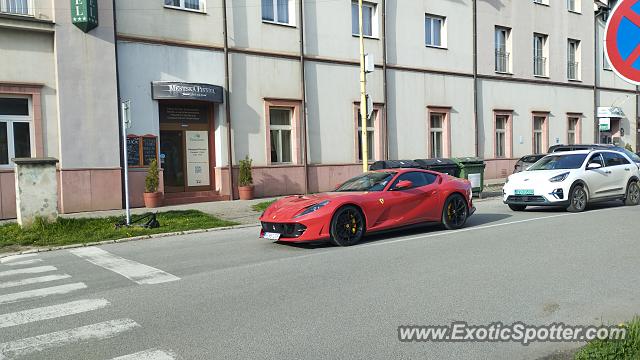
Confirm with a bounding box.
[330,206,365,247]
[442,194,468,230]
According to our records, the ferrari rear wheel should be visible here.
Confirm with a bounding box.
[329,206,365,247]
[442,194,468,230]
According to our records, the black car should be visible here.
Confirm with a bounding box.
[513,154,546,173]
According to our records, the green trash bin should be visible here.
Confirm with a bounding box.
[452,157,486,196]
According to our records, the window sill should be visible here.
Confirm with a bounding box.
[262,20,297,29]
[495,71,513,75]
[266,163,300,167]
[351,34,380,40]
[534,2,550,7]
[603,68,613,72]
[568,78,582,82]
[163,5,206,14]
[568,9,582,15]
[425,44,447,50]
[534,75,549,79]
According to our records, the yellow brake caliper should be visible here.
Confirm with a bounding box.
[448,203,454,220]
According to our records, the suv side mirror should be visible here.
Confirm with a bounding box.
[587,162,602,170]
[394,180,413,190]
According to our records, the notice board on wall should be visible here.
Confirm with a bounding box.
[127,135,158,167]
[126,136,140,167]
[142,136,158,166]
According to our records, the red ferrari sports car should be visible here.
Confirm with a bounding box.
[259,168,475,246]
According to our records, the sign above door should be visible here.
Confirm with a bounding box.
[151,82,224,103]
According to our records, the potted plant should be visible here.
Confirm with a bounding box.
[238,156,254,200]
[143,159,163,208]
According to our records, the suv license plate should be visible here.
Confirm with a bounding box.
[515,189,534,195]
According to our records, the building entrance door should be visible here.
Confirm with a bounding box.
[159,102,214,193]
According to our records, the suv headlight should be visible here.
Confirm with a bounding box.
[549,172,570,183]
[294,200,330,218]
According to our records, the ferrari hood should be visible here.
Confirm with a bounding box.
[263,192,364,220]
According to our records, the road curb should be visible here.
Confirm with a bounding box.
[0,223,261,259]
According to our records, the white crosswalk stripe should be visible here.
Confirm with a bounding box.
[70,247,180,285]
[0,274,72,289]
[0,282,87,305]
[4,259,43,266]
[0,266,57,278]
[0,318,140,359]
[0,254,38,264]
[0,298,110,328]
[110,349,176,360]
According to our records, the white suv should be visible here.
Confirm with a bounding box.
[503,150,640,212]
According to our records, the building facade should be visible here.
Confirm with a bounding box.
[0,0,638,218]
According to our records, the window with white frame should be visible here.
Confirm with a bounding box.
[429,113,444,158]
[0,97,33,166]
[533,33,548,76]
[357,110,377,162]
[533,116,546,154]
[164,0,204,12]
[351,1,377,37]
[495,115,507,158]
[568,117,579,144]
[425,14,445,48]
[0,0,32,15]
[495,26,511,73]
[262,0,293,25]
[567,39,581,80]
[567,0,581,12]
[269,108,293,163]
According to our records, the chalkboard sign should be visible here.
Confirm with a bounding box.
[127,136,140,167]
[142,136,158,166]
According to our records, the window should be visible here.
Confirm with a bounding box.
[533,115,547,154]
[164,0,204,11]
[495,27,511,73]
[352,2,376,37]
[0,0,32,15]
[357,110,377,162]
[425,14,445,48]
[533,33,548,76]
[568,39,581,80]
[588,153,605,167]
[0,97,32,166]
[567,0,580,12]
[262,0,292,25]
[568,117,580,144]
[429,113,444,158]
[391,172,437,190]
[495,116,507,158]
[602,152,630,166]
[269,108,293,163]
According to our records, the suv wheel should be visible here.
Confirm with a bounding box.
[567,185,587,212]
[624,181,640,206]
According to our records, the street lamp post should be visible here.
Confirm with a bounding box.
[358,0,369,173]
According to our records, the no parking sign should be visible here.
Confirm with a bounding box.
[605,0,640,85]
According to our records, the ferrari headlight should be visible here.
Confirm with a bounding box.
[549,172,570,183]
[294,200,330,218]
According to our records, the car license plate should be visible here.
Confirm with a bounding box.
[515,189,534,195]
[263,232,281,240]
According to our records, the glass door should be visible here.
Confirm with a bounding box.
[159,130,185,193]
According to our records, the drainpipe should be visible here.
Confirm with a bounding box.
[299,0,309,194]
[222,0,234,200]
[112,0,125,209]
[382,0,389,160]
[472,0,479,157]
[594,9,601,143]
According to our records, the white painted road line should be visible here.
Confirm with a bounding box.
[0,274,72,289]
[0,266,57,278]
[4,259,43,266]
[0,318,140,360]
[0,282,87,305]
[70,247,180,285]
[111,349,177,360]
[0,254,37,264]
[0,298,110,329]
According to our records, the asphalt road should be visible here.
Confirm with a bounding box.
[1,198,639,360]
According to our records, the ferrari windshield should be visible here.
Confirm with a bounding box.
[335,172,396,192]
[528,154,587,171]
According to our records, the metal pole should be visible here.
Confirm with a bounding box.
[222,0,234,200]
[120,100,131,226]
[359,0,368,172]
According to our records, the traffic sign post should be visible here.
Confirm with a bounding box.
[605,0,640,85]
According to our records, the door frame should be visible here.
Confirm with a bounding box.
[158,100,216,193]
